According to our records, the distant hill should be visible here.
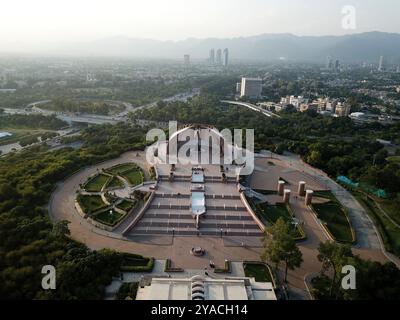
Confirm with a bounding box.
[17,32,400,63]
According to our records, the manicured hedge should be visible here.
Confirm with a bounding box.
[164,259,184,272]
[120,253,155,272]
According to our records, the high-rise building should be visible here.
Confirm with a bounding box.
[216,49,222,65]
[326,56,333,69]
[240,77,262,98]
[378,56,384,72]
[209,49,215,64]
[335,59,340,70]
[223,48,229,66]
[236,82,241,94]
[184,54,190,66]
[335,102,351,117]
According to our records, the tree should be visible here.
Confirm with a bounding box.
[317,241,353,298]
[52,220,70,238]
[261,218,303,283]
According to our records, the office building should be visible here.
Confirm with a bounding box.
[378,56,384,72]
[335,102,351,117]
[216,49,222,65]
[240,77,262,98]
[184,54,190,66]
[223,48,229,66]
[209,49,215,64]
[236,82,241,94]
[326,56,333,69]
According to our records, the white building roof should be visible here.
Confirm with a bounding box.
[136,276,277,300]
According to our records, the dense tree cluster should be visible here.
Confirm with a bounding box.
[0,80,191,109]
[0,114,67,130]
[44,98,124,115]
[0,123,147,299]
[312,241,400,300]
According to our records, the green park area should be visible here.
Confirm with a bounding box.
[353,192,400,257]
[77,194,108,215]
[121,169,144,186]
[251,200,305,240]
[116,199,137,212]
[312,191,354,243]
[94,209,124,226]
[84,173,110,192]
[105,163,144,186]
[106,163,139,175]
[0,129,49,147]
[243,262,274,283]
[105,176,124,189]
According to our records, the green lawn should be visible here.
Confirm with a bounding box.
[106,163,139,175]
[377,199,400,226]
[94,209,124,226]
[354,192,400,257]
[121,169,144,186]
[84,174,110,192]
[104,176,124,189]
[77,194,108,214]
[312,202,354,243]
[243,263,273,283]
[254,202,303,239]
[116,199,137,212]
[0,128,48,146]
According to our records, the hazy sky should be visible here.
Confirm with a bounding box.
[0,0,399,45]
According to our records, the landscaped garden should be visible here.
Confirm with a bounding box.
[104,176,124,189]
[252,200,305,240]
[353,191,400,257]
[105,163,139,175]
[105,163,144,186]
[77,194,108,214]
[116,199,137,212]
[94,209,125,226]
[76,162,147,228]
[121,169,144,186]
[84,173,110,192]
[311,191,355,243]
[243,262,274,284]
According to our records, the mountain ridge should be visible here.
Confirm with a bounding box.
[5,31,400,63]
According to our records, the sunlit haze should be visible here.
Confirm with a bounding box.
[0,0,399,50]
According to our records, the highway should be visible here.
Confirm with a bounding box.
[3,88,200,126]
[221,100,281,118]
